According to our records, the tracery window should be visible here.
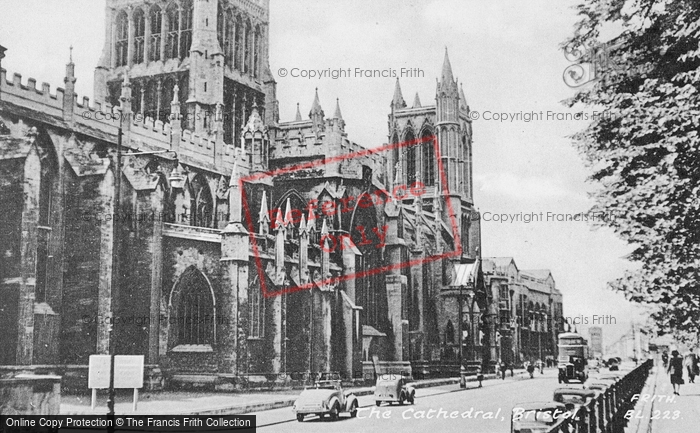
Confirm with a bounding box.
[133,8,145,64]
[149,6,162,62]
[115,11,129,67]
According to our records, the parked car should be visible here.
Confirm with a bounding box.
[293,379,359,422]
[553,388,596,413]
[374,375,415,406]
[583,377,616,393]
[511,402,568,433]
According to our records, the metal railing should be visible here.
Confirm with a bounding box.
[546,359,653,433]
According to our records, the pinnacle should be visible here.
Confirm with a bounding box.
[229,157,239,187]
[309,88,323,117]
[413,92,422,108]
[441,47,454,84]
[391,78,406,109]
[334,98,343,120]
[258,190,270,223]
[295,103,302,121]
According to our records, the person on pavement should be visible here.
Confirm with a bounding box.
[684,348,698,384]
[668,350,684,395]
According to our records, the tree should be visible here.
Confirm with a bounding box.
[565,0,700,335]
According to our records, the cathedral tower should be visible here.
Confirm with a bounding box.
[94,0,275,147]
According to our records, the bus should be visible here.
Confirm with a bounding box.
[557,332,588,383]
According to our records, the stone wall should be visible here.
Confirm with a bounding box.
[0,375,60,415]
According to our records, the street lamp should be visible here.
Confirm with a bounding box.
[107,103,177,418]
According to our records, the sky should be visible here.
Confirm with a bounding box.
[0,0,649,348]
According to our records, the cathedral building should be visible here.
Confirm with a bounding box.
[0,0,491,389]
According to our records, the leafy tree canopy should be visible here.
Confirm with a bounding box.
[565,0,700,335]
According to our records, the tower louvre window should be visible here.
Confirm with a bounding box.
[180,0,194,58]
[165,3,179,59]
[244,21,251,74]
[149,5,162,62]
[253,25,261,78]
[133,8,145,64]
[234,15,242,70]
[115,11,128,67]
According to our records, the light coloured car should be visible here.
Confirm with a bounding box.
[293,380,359,422]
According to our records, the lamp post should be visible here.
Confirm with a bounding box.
[107,104,176,418]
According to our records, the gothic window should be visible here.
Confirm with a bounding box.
[234,15,242,70]
[165,3,179,60]
[173,267,215,346]
[405,131,417,186]
[161,77,175,124]
[244,21,251,74]
[149,5,162,62]
[35,154,54,305]
[422,129,435,186]
[115,11,128,67]
[249,275,263,338]
[253,25,261,78]
[190,175,213,228]
[218,6,235,67]
[180,0,194,58]
[144,80,158,120]
[225,11,234,66]
[133,8,145,64]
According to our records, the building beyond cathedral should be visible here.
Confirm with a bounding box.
[0,0,512,389]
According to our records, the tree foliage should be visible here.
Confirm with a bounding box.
[565,0,700,334]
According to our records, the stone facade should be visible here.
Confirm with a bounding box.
[483,258,564,366]
[0,0,493,388]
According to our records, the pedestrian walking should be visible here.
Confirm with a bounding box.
[668,350,684,395]
[500,361,507,380]
[684,348,698,384]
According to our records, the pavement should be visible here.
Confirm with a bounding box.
[61,369,530,416]
[624,361,700,433]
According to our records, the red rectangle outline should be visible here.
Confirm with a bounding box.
[239,134,462,298]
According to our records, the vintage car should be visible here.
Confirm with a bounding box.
[293,379,359,422]
[374,375,415,406]
[607,357,620,371]
[553,388,596,413]
[583,377,616,393]
[511,402,568,433]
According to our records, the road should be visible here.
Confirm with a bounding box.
[252,368,564,433]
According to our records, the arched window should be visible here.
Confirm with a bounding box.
[422,129,435,186]
[115,11,129,67]
[405,130,417,186]
[180,0,193,58]
[253,25,261,78]
[190,175,213,228]
[225,11,234,67]
[234,15,242,70]
[249,275,263,338]
[165,3,179,60]
[149,5,162,62]
[161,77,175,124]
[133,8,145,64]
[218,4,234,66]
[173,267,215,346]
[244,21,251,74]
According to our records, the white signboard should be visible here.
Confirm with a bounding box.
[88,355,111,389]
[88,355,144,389]
[114,355,144,389]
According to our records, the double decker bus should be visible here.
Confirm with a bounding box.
[557,332,588,383]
